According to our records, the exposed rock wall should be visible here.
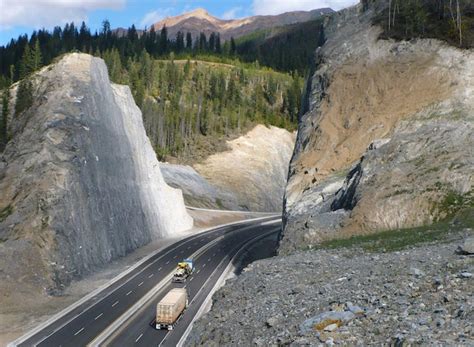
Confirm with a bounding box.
[281,3,473,252]
[0,53,192,302]
[194,124,295,212]
[160,163,241,210]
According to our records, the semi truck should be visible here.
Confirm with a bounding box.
[172,258,194,283]
[156,288,188,330]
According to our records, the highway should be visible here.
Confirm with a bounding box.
[13,216,281,347]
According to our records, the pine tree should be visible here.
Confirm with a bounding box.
[230,37,236,55]
[19,43,34,79]
[32,39,43,71]
[160,26,168,54]
[215,34,222,54]
[186,32,193,50]
[1,89,9,149]
[176,31,185,52]
[15,79,33,116]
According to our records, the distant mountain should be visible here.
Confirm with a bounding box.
[149,7,334,41]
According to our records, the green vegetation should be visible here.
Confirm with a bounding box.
[0,205,13,223]
[0,89,9,150]
[0,15,326,88]
[106,54,301,160]
[317,191,473,253]
[14,79,33,116]
[374,0,474,48]
[235,19,326,75]
[437,190,473,219]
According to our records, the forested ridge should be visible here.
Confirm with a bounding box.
[109,54,301,162]
[0,20,303,158]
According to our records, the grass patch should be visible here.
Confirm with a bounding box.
[318,208,473,253]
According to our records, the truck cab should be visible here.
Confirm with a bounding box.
[172,258,194,283]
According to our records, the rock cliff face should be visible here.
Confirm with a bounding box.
[0,53,192,301]
[281,3,473,252]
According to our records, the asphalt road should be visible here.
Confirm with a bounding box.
[105,221,281,347]
[16,217,280,347]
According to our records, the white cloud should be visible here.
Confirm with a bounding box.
[0,0,125,29]
[252,0,358,15]
[140,8,175,28]
[222,7,243,20]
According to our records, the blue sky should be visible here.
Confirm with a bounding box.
[0,0,357,46]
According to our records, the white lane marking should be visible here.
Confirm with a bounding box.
[196,269,201,274]
[94,313,103,320]
[173,255,177,259]
[126,290,133,296]
[203,264,206,268]
[148,273,154,278]
[189,277,194,282]
[212,253,216,257]
[158,267,162,271]
[135,333,143,343]
[207,258,211,262]
[112,300,119,307]
[187,246,191,250]
[166,260,170,264]
[138,281,144,287]
[74,327,84,336]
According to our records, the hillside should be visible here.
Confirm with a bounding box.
[105,56,301,163]
[150,7,333,41]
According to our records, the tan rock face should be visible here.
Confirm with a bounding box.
[194,124,295,212]
[282,6,473,253]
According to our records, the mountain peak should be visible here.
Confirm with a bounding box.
[188,8,211,18]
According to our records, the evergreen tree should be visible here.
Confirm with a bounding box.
[19,43,34,78]
[1,89,9,149]
[230,37,236,55]
[15,79,33,116]
[160,26,168,54]
[215,34,222,54]
[32,39,42,71]
[176,31,185,52]
[209,32,216,52]
[199,32,207,51]
[186,32,193,50]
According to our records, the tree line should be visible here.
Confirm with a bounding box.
[0,20,270,89]
[374,0,473,48]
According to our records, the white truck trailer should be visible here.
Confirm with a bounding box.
[156,288,188,330]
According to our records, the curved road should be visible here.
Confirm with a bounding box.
[12,216,281,347]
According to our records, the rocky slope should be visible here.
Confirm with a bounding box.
[281,2,473,252]
[150,8,333,41]
[0,53,192,306]
[160,162,241,210]
[187,232,474,346]
[193,125,295,212]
